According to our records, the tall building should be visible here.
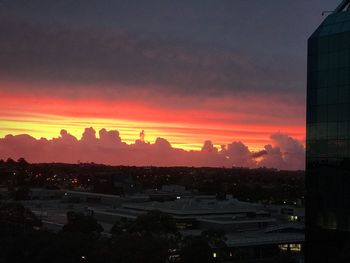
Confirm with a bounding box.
[307,0,350,262]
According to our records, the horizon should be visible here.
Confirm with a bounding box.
[1,158,306,172]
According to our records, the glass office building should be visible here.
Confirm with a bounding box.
[307,0,350,261]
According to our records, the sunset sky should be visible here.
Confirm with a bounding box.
[0,0,335,169]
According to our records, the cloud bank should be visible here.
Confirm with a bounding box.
[0,0,323,98]
[0,128,305,170]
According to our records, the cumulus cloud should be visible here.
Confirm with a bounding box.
[58,129,78,144]
[259,145,286,170]
[154,138,172,151]
[224,142,255,167]
[201,140,217,153]
[0,128,305,170]
[99,128,123,147]
[81,127,97,142]
[257,133,305,170]
[270,133,305,170]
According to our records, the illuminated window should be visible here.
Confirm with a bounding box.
[278,244,288,251]
[290,244,301,252]
[278,244,301,252]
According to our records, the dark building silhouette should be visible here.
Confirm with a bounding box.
[307,0,350,262]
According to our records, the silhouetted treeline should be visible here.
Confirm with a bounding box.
[0,158,304,205]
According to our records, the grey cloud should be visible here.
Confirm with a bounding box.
[0,0,334,99]
[0,0,317,98]
[251,150,268,159]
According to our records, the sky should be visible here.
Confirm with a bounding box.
[0,0,337,169]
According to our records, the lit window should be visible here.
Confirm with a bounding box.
[290,244,301,252]
[278,244,301,252]
[278,244,288,251]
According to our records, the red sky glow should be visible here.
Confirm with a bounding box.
[0,84,305,153]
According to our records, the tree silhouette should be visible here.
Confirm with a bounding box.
[130,210,178,237]
[111,233,168,263]
[0,202,41,237]
[180,236,213,263]
[62,211,103,236]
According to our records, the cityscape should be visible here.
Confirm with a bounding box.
[1,0,350,262]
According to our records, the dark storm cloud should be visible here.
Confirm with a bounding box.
[0,18,260,94]
[0,0,335,97]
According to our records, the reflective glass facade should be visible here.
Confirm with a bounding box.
[306,5,350,262]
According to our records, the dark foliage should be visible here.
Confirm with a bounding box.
[130,210,178,236]
[0,202,41,236]
[180,236,213,263]
[63,211,104,235]
[10,186,31,200]
[110,233,169,263]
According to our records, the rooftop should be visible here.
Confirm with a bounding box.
[121,198,265,217]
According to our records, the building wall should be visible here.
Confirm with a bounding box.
[306,7,350,262]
